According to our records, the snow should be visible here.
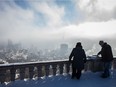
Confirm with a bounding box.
[0,70,116,87]
[0,59,69,67]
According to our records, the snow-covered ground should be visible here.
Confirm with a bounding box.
[0,70,116,87]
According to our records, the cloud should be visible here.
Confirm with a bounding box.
[74,0,116,22]
[0,2,35,41]
[57,19,116,39]
[29,1,65,27]
[0,0,116,49]
[0,1,65,42]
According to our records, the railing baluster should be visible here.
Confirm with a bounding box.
[59,63,64,75]
[65,62,70,74]
[89,60,94,72]
[10,66,16,81]
[29,66,34,79]
[45,64,50,76]
[37,65,42,78]
[0,68,6,84]
[20,67,25,80]
[84,61,88,72]
[94,59,104,72]
[112,59,116,69]
[25,68,29,79]
[6,69,10,82]
[52,64,57,76]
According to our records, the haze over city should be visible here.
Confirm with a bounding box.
[0,0,116,55]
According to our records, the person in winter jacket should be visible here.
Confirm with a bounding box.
[97,40,113,78]
[69,42,86,79]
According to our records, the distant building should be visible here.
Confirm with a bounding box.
[7,39,13,50]
[60,44,68,57]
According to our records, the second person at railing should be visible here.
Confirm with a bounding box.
[97,40,113,78]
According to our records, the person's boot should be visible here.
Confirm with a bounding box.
[101,73,108,78]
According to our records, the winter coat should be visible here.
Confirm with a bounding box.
[69,47,86,70]
[98,43,113,62]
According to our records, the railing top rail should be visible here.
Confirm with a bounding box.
[0,56,116,68]
[0,59,69,68]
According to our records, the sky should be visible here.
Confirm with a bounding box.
[0,0,116,48]
[0,70,116,87]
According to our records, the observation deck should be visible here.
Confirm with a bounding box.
[0,56,116,87]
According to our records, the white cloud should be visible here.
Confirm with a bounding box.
[29,1,65,27]
[57,19,116,39]
[96,0,116,11]
[0,0,116,48]
[75,0,116,21]
[0,1,65,42]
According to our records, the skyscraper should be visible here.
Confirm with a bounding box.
[60,44,68,57]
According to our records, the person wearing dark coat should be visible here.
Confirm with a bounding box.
[97,40,113,78]
[69,42,86,79]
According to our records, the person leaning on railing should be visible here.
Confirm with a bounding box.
[69,42,86,79]
[97,40,113,78]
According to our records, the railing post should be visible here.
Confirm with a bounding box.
[45,64,50,76]
[94,59,104,72]
[59,63,64,75]
[0,68,6,84]
[29,66,34,79]
[20,67,25,80]
[37,65,42,78]
[52,64,57,76]
[89,60,95,72]
[84,61,88,72]
[65,62,70,74]
[112,59,116,69]
[10,66,16,81]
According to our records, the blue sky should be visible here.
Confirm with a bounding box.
[0,0,116,48]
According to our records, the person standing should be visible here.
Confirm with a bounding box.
[97,40,113,78]
[69,42,86,79]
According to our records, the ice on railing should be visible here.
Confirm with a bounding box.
[87,55,101,60]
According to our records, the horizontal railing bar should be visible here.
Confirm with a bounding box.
[0,57,116,68]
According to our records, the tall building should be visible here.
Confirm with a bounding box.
[60,44,68,57]
[7,39,13,51]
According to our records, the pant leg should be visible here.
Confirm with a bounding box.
[104,62,112,77]
[76,69,82,79]
[72,67,76,78]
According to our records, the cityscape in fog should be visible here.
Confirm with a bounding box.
[0,0,116,63]
[0,39,116,64]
